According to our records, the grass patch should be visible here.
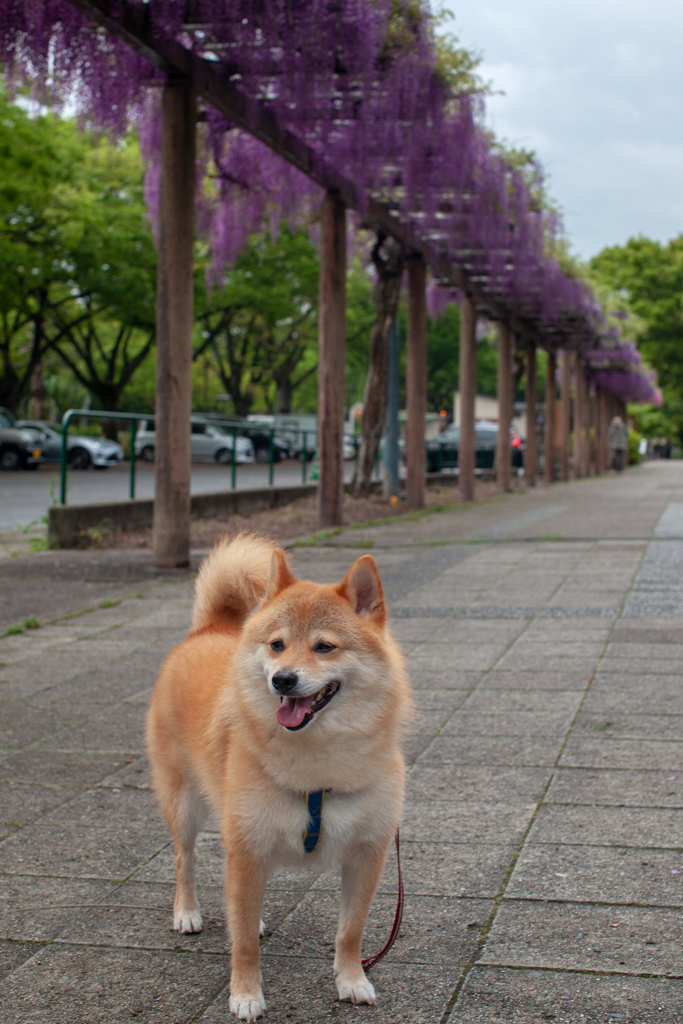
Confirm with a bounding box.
[23,617,41,630]
[98,599,120,609]
[291,527,343,547]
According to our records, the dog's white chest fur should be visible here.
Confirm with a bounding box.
[236,784,399,873]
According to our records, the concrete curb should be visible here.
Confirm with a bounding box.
[48,483,318,547]
[46,472,467,548]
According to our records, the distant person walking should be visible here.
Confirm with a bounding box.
[607,415,628,473]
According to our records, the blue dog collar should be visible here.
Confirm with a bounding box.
[303,789,329,853]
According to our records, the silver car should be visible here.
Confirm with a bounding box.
[16,420,125,470]
[134,418,255,464]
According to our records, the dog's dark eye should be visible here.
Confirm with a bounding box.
[315,641,336,654]
[270,639,285,652]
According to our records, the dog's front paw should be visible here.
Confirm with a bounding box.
[229,990,266,1021]
[173,906,202,933]
[334,969,376,1006]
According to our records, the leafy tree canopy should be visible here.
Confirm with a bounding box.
[591,236,683,438]
[0,87,157,414]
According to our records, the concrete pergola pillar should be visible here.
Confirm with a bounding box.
[317,192,347,528]
[495,321,513,493]
[458,293,477,502]
[545,349,557,484]
[560,349,571,481]
[524,339,537,487]
[153,77,196,569]
[406,254,428,510]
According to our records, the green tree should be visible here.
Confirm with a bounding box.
[47,136,157,417]
[395,302,499,415]
[0,90,86,412]
[194,228,319,416]
[0,90,157,417]
[591,236,683,438]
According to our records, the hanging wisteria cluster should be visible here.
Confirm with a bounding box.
[0,0,659,404]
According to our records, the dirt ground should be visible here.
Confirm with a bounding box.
[100,478,500,549]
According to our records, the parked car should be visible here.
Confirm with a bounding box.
[426,420,524,473]
[134,418,255,464]
[16,419,125,470]
[292,434,358,462]
[204,418,294,463]
[0,408,43,471]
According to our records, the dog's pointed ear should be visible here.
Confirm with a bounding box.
[337,555,386,623]
[265,548,296,601]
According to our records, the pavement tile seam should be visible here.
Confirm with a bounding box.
[499,895,683,911]
[457,961,683,980]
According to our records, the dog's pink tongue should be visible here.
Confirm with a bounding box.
[277,695,315,728]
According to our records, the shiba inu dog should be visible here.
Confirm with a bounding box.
[146,534,413,1021]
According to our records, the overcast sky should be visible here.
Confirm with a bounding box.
[443,1,683,260]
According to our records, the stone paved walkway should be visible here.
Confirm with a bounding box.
[1,460,683,1022]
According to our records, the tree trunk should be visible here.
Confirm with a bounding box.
[352,234,404,496]
[30,362,47,420]
[277,379,292,414]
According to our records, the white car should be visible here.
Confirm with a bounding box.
[134,418,255,464]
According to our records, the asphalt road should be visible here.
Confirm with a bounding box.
[0,459,348,532]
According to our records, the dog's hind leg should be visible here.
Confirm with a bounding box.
[153,767,205,934]
[172,787,205,933]
[334,842,388,1005]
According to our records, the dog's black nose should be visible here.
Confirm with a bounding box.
[272,670,299,694]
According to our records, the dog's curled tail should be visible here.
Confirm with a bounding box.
[191,533,279,632]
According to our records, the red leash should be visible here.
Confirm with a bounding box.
[362,830,404,973]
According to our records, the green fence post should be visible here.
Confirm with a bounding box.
[129,419,137,499]
[60,411,72,505]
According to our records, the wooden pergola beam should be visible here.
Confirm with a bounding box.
[560,349,571,481]
[458,294,477,502]
[406,255,428,510]
[67,0,565,349]
[317,193,347,528]
[152,76,196,568]
[495,321,513,493]
[524,340,537,487]
[545,349,557,484]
